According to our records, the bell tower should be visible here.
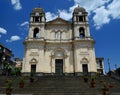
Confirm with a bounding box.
[28,7,46,39]
[72,6,90,39]
[72,6,97,76]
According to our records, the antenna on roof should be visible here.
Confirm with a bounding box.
[57,11,60,18]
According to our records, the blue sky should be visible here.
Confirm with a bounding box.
[0,0,120,72]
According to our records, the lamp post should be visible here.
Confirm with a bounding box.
[2,56,5,75]
[115,64,117,75]
[108,58,111,76]
[115,64,117,70]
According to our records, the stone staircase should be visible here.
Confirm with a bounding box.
[0,76,120,95]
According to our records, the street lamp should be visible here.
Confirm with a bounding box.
[115,64,118,75]
[115,64,117,70]
[1,56,5,75]
[108,58,111,76]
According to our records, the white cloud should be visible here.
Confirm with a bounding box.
[11,0,22,10]
[69,0,112,29]
[108,0,120,19]
[73,0,110,13]
[18,21,29,31]
[46,9,73,22]
[93,6,110,29]
[12,0,118,29]
[8,0,120,29]
[46,12,57,21]
[20,21,29,30]
[55,0,120,29]
[45,0,112,29]
[6,35,21,42]
[58,10,72,20]
[0,27,7,34]
[92,0,120,29]
[11,35,20,41]
[20,21,29,27]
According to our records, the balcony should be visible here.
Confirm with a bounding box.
[25,37,45,41]
[25,37,73,43]
[24,36,94,44]
[74,36,94,41]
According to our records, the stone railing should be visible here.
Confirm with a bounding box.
[25,37,94,42]
[74,36,94,40]
[25,37,45,41]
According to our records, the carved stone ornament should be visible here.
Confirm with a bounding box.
[29,52,39,56]
[29,58,38,64]
[80,57,89,63]
[27,44,43,49]
[47,17,71,25]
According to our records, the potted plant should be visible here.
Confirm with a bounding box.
[100,79,104,83]
[108,82,114,88]
[19,77,24,88]
[30,71,34,82]
[91,77,96,88]
[83,75,89,83]
[6,79,13,95]
[102,82,109,95]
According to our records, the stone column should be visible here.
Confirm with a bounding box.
[50,55,55,74]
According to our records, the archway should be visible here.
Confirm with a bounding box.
[51,48,67,76]
[81,58,89,75]
[54,50,64,75]
[29,58,37,74]
[79,27,85,38]
[55,59,63,76]
[33,28,39,38]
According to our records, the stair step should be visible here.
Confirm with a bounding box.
[0,76,120,95]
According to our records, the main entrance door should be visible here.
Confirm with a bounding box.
[82,64,88,75]
[31,65,36,74]
[55,59,63,76]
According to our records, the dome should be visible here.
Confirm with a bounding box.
[74,6,86,13]
[32,7,44,13]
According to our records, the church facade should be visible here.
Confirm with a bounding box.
[22,6,98,76]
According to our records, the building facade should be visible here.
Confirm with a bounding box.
[96,58,105,75]
[14,58,23,68]
[0,43,13,75]
[22,6,98,76]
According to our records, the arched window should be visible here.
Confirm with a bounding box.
[55,31,61,40]
[79,27,85,38]
[33,28,39,38]
[79,16,83,22]
[34,16,42,22]
[35,17,39,22]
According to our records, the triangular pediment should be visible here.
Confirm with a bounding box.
[47,17,71,25]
